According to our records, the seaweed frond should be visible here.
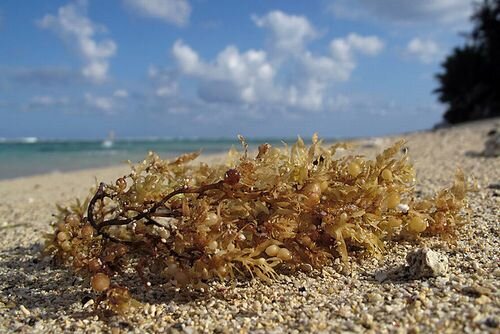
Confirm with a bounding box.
[43,136,468,314]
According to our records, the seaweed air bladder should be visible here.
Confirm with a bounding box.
[44,135,468,313]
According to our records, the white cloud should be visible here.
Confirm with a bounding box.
[286,79,327,111]
[172,40,202,74]
[330,33,384,63]
[328,33,384,80]
[148,65,179,97]
[299,52,344,81]
[38,0,117,83]
[406,38,441,63]
[329,0,473,26]
[166,11,384,112]
[113,89,129,98]
[276,33,384,91]
[344,33,385,56]
[123,0,191,26]
[252,10,317,53]
[172,13,383,111]
[173,41,276,104]
[85,93,114,112]
[82,62,110,83]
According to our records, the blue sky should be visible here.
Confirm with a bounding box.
[0,0,476,139]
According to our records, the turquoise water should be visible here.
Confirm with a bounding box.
[0,138,309,180]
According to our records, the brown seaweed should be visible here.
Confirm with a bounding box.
[43,136,468,313]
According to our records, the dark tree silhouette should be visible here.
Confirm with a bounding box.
[435,0,500,124]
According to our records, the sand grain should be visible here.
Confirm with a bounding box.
[0,120,498,333]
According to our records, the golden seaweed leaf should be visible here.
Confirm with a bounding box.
[43,135,468,314]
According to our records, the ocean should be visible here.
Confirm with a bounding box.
[0,137,311,180]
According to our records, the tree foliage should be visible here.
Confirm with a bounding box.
[436,0,500,124]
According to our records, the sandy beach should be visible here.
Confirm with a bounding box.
[0,120,498,333]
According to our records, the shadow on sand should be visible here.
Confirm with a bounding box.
[0,244,226,325]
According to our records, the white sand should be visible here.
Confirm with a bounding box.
[0,119,498,333]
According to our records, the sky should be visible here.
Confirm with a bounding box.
[0,0,478,139]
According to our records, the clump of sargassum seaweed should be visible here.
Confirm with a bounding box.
[44,135,468,313]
